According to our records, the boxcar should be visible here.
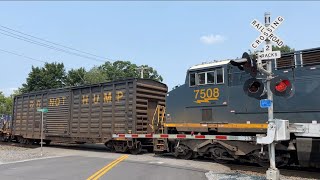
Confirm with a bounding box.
[12,78,167,153]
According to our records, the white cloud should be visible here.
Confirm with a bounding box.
[0,88,18,96]
[200,34,226,45]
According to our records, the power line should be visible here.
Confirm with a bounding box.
[0,30,105,62]
[0,48,46,63]
[0,25,110,60]
[0,48,86,83]
[0,25,116,62]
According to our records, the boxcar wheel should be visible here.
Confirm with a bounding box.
[44,140,51,145]
[130,141,142,155]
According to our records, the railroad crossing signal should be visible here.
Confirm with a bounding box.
[250,16,285,49]
[270,76,294,97]
[243,78,266,100]
[230,52,257,77]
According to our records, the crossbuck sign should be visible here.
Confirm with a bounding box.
[250,16,284,49]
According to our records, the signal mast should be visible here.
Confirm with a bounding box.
[231,12,293,180]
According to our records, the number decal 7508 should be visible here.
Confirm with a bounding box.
[194,88,220,104]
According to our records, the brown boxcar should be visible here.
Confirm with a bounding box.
[12,78,167,153]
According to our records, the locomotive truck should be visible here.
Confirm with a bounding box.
[1,47,320,168]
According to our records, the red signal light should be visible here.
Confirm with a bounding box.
[270,76,294,98]
[275,80,290,92]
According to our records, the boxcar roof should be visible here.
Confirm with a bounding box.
[15,78,167,97]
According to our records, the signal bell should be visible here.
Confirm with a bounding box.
[243,78,266,100]
[270,76,294,97]
[230,52,257,77]
[242,52,257,77]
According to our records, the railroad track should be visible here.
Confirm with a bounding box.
[1,141,319,179]
[227,163,320,179]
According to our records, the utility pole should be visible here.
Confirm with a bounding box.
[136,66,150,79]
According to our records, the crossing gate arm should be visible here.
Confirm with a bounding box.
[112,134,256,141]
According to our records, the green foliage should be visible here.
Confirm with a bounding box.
[138,65,163,82]
[272,45,295,53]
[100,61,139,81]
[19,60,163,93]
[84,66,107,84]
[85,61,163,84]
[20,62,66,93]
[0,92,12,114]
[65,68,86,86]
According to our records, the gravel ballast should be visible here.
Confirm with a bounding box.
[0,144,54,163]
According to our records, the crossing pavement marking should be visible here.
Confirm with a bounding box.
[87,155,129,180]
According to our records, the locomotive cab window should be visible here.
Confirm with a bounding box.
[198,73,206,85]
[189,73,196,86]
[189,67,224,86]
[207,71,215,84]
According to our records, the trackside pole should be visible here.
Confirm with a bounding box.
[37,108,48,157]
[264,12,280,180]
[41,111,43,156]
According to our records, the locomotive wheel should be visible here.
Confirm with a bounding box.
[174,144,194,160]
[210,146,231,164]
[130,141,142,155]
[0,135,5,142]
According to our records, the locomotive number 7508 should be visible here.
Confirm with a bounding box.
[194,88,220,100]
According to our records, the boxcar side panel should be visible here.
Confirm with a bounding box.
[70,80,135,140]
[13,93,47,139]
[46,90,70,137]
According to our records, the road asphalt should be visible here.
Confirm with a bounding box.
[0,155,207,180]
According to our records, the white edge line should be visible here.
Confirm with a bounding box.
[0,155,64,165]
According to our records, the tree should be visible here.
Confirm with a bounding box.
[100,61,139,81]
[84,60,163,84]
[138,65,163,82]
[0,92,12,114]
[84,66,107,84]
[99,60,163,82]
[19,60,163,93]
[272,45,295,53]
[65,68,86,86]
[20,62,66,93]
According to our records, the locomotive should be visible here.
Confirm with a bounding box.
[162,47,320,168]
[1,47,320,168]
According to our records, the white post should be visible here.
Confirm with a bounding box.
[140,68,144,78]
[264,12,280,180]
[40,111,44,156]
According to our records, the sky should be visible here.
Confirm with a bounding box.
[0,1,320,96]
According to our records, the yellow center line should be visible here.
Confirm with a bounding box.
[87,155,129,180]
